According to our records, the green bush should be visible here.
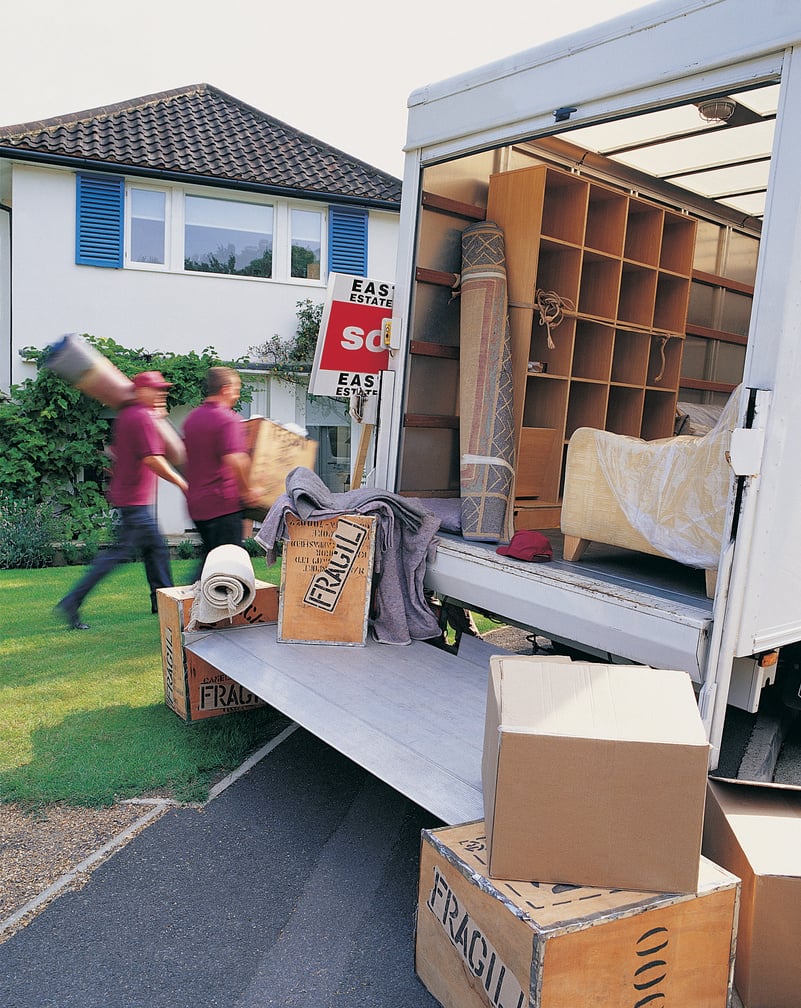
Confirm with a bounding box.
[176,539,197,559]
[59,541,81,566]
[61,538,99,565]
[0,493,64,569]
[242,536,264,557]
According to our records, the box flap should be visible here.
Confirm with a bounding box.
[493,657,708,747]
[707,778,801,877]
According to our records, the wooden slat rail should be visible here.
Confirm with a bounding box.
[692,269,755,297]
[686,322,748,346]
[410,340,459,359]
[421,191,486,221]
[416,266,460,288]
[679,378,738,394]
[404,414,459,428]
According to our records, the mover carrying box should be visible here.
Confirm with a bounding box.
[703,778,801,1008]
[416,821,739,1008]
[482,656,710,892]
[157,582,279,722]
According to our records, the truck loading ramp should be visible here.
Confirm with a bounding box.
[184,625,505,825]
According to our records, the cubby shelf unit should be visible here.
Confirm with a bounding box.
[487,162,696,529]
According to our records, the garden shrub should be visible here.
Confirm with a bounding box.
[176,539,197,559]
[242,536,263,557]
[0,493,64,569]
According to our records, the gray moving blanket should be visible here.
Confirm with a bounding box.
[256,468,443,646]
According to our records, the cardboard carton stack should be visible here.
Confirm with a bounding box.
[415,655,741,1008]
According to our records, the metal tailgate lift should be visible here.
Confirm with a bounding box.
[184,626,501,825]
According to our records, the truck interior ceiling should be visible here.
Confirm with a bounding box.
[400,77,779,600]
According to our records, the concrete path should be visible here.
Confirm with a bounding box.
[0,727,441,1008]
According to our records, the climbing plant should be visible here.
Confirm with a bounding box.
[249,298,323,374]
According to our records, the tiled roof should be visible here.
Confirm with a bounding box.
[0,84,401,206]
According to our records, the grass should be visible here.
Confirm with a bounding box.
[0,555,288,809]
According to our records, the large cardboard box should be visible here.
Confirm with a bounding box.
[703,778,801,1008]
[482,656,710,892]
[416,821,739,1008]
[157,581,279,722]
[242,417,318,521]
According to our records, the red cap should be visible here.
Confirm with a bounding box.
[496,530,553,562]
[133,371,172,390]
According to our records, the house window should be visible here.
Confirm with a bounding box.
[75,176,370,282]
[184,195,273,277]
[129,187,168,265]
[290,208,322,279]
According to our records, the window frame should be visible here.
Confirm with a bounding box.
[125,183,171,271]
[288,203,326,283]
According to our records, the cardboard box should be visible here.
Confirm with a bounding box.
[242,417,318,520]
[703,778,801,1008]
[278,513,376,645]
[416,821,739,1008]
[157,581,279,721]
[482,656,710,892]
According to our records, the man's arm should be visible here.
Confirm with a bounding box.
[144,454,188,495]
[222,451,263,505]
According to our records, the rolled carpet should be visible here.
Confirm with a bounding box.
[188,544,256,628]
[459,221,516,543]
[43,332,136,409]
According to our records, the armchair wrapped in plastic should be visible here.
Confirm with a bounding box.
[560,388,741,598]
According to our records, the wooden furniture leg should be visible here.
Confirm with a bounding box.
[563,535,590,562]
[705,568,718,599]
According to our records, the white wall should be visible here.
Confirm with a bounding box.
[9,162,398,386]
[0,204,9,392]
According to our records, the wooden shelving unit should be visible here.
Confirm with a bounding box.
[487,163,696,529]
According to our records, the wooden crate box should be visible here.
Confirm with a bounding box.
[278,513,376,645]
[157,581,278,722]
[416,822,739,1008]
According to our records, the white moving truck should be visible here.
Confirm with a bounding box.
[188,0,801,820]
[371,0,801,769]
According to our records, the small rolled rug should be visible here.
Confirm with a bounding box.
[188,544,256,628]
[459,220,516,543]
[43,332,136,409]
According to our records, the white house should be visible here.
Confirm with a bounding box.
[0,84,401,533]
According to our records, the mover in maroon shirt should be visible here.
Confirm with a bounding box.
[183,366,262,580]
[55,371,188,629]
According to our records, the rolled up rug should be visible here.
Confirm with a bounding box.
[43,332,136,409]
[458,221,516,544]
[188,544,256,628]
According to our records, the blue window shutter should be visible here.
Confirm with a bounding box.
[76,174,124,267]
[328,207,368,276]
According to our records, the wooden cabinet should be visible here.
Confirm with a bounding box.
[487,163,696,529]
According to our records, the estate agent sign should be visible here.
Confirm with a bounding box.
[309,272,394,397]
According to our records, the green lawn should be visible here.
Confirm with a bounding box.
[0,555,288,809]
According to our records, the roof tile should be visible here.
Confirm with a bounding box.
[0,83,401,205]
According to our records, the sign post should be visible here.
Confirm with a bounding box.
[310,273,394,488]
